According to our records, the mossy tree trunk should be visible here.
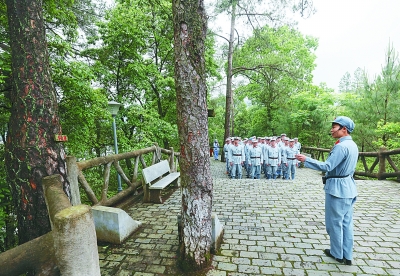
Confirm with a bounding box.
[5,0,70,246]
[172,0,213,271]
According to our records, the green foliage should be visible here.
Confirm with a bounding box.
[43,0,78,40]
[339,44,400,151]
[83,0,179,150]
[0,2,11,86]
[0,145,8,225]
[53,59,110,157]
[84,0,219,150]
[374,121,400,149]
[0,143,16,252]
[78,167,119,205]
[232,100,252,138]
[0,50,10,85]
[122,105,179,151]
[284,84,336,147]
[208,94,227,144]
[232,25,318,134]
[246,106,272,136]
[44,0,105,42]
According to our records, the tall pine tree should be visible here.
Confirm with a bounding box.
[172,0,213,270]
[5,0,70,245]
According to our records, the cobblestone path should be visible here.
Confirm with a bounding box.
[99,159,400,276]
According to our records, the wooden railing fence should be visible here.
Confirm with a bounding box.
[0,144,179,275]
[68,143,180,207]
[302,146,400,182]
[0,175,101,276]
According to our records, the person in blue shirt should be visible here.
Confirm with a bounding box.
[295,116,358,266]
[213,139,220,160]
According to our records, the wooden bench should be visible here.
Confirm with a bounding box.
[142,160,180,203]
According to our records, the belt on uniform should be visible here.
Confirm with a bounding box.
[269,157,278,159]
[251,157,261,159]
[233,154,242,156]
[326,174,350,179]
[287,158,296,160]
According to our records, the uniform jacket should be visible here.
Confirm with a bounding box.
[223,143,231,161]
[266,146,281,166]
[304,136,358,198]
[280,145,288,163]
[262,144,270,163]
[249,146,263,166]
[228,144,245,164]
[244,144,252,163]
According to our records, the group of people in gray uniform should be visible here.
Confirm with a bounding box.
[219,116,358,265]
[222,134,301,180]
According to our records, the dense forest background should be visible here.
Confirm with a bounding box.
[0,0,399,251]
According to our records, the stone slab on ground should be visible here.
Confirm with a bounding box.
[92,206,141,244]
[99,158,400,275]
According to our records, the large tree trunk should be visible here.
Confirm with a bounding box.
[5,0,71,245]
[172,0,213,271]
[222,1,237,162]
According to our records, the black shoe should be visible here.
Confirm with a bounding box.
[344,258,352,265]
[324,249,343,263]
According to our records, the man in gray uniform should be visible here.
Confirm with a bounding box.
[265,138,281,179]
[285,139,299,180]
[295,116,358,265]
[244,138,252,178]
[294,137,301,152]
[228,137,245,179]
[223,138,232,175]
[280,137,289,179]
[249,138,263,179]
[276,134,285,178]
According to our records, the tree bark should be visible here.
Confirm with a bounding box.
[222,0,237,161]
[5,0,70,245]
[172,0,213,271]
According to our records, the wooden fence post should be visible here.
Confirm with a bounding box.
[53,205,100,276]
[377,147,386,180]
[43,174,73,229]
[66,156,81,206]
[0,233,57,276]
[43,174,100,276]
[169,147,175,172]
[152,142,160,164]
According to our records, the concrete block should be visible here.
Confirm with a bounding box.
[91,206,141,244]
[211,213,224,252]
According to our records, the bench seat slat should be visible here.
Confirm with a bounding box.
[149,172,180,190]
[142,160,170,184]
[142,160,180,203]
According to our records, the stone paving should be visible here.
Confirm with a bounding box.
[99,159,400,276]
